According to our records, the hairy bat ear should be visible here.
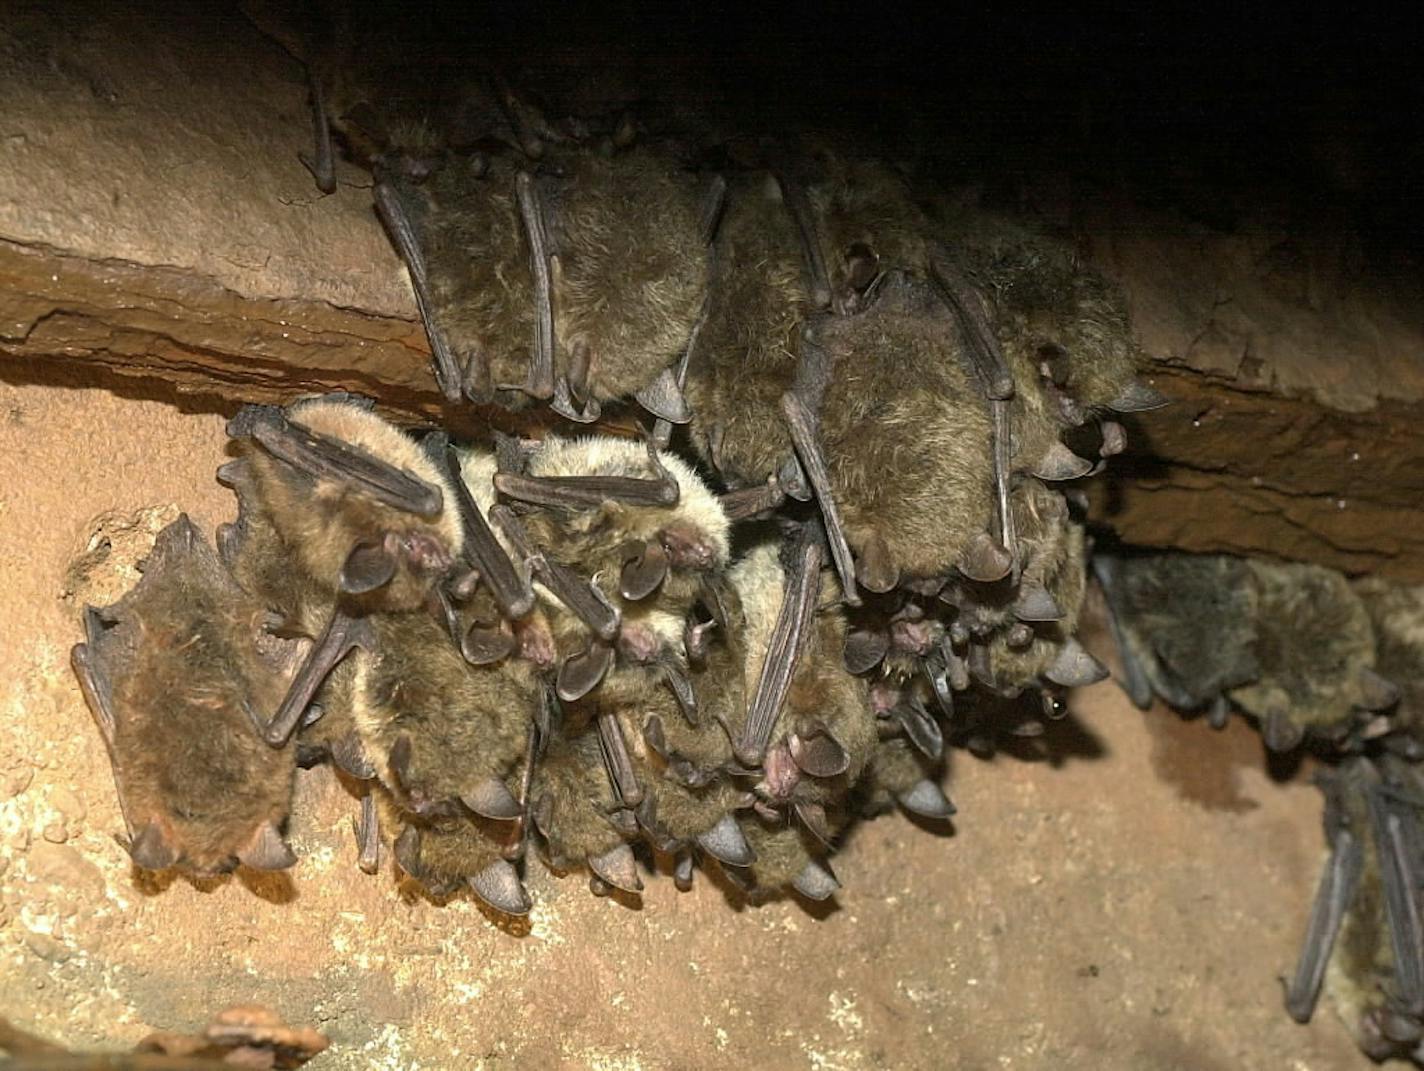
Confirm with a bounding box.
[1043,638,1110,688]
[238,822,298,871]
[588,842,643,894]
[128,821,179,871]
[339,540,399,595]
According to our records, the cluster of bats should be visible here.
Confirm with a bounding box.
[63,4,1424,1065]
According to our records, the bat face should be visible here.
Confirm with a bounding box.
[231,396,463,614]
[70,516,298,876]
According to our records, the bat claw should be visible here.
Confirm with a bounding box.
[128,821,178,871]
[238,822,298,872]
[1107,379,1171,413]
[551,376,602,424]
[587,842,644,894]
[462,777,522,821]
[468,859,532,916]
[792,858,840,901]
[696,814,755,867]
[898,780,956,820]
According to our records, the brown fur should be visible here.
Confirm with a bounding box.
[808,273,997,580]
[1356,578,1424,739]
[399,156,540,407]
[75,517,297,875]
[859,738,943,816]
[1230,562,1379,737]
[378,793,506,897]
[543,145,712,402]
[930,196,1144,412]
[351,611,538,811]
[238,398,463,613]
[1097,552,1260,710]
[530,726,628,871]
[685,172,809,484]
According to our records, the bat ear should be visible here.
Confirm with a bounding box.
[1107,379,1171,413]
[788,727,851,778]
[128,821,179,871]
[696,815,756,868]
[854,534,899,595]
[460,777,522,821]
[619,541,669,601]
[898,780,957,821]
[1358,667,1401,711]
[587,842,644,894]
[843,627,890,675]
[1042,637,1110,689]
[468,859,533,916]
[792,858,840,901]
[339,540,399,595]
[555,643,614,702]
[237,822,297,871]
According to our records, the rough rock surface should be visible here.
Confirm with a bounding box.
[0,376,1372,1069]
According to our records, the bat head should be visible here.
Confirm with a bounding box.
[232,398,464,612]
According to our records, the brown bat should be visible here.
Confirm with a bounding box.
[386,792,533,916]
[224,395,465,748]
[1284,757,1424,1063]
[376,134,720,412]
[1096,553,1399,750]
[722,537,876,863]
[469,432,732,704]
[70,516,299,876]
[1356,578,1424,759]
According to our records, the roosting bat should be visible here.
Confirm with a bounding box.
[71,516,299,875]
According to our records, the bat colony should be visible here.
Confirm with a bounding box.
[64,7,1424,1064]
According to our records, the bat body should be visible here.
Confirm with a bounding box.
[1355,579,1424,757]
[1096,552,1398,749]
[224,395,465,747]
[1286,758,1424,1063]
[71,516,298,875]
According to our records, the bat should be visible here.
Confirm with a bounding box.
[1096,553,1400,750]
[224,394,465,747]
[70,516,299,876]
[475,432,731,704]
[1285,756,1424,1063]
[724,536,876,861]
[375,127,720,412]
[1356,578,1424,758]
